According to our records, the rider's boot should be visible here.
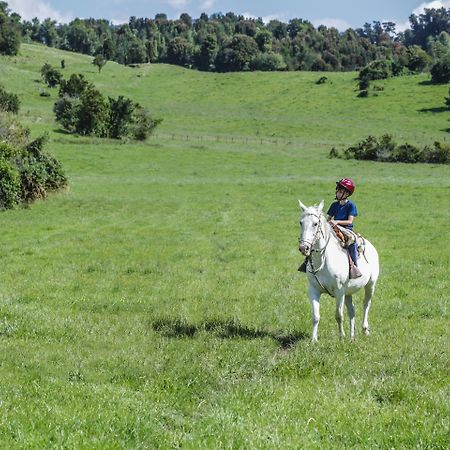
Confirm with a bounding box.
[349,263,362,279]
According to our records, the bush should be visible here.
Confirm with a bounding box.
[334,134,449,165]
[0,85,20,113]
[41,63,62,87]
[54,75,161,140]
[0,113,67,209]
[359,59,393,81]
[0,156,20,209]
[54,96,81,132]
[59,74,89,98]
[430,56,450,84]
[130,106,163,141]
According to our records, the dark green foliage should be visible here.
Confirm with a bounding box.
[0,85,19,113]
[92,54,107,72]
[166,37,193,66]
[430,55,450,83]
[406,45,431,72]
[59,73,88,98]
[0,142,20,209]
[77,86,108,136]
[331,134,449,164]
[53,75,161,140]
[359,59,393,81]
[53,96,81,132]
[249,52,286,71]
[315,76,328,85]
[130,106,163,141]
[107,96,135,139]
[0,115,67,209]
[445,88,450,108]
[0,2,20,55]
[40,63,62,87]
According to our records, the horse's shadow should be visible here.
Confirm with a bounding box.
[151,317,308,350]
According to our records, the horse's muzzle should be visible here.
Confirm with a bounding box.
[299,242,311,256]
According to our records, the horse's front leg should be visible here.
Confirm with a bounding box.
[335,293,345,339]
[362,280,376,335]
[308,284,321,342]
[345,295,355,340]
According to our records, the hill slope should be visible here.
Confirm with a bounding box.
[2,43,449,146]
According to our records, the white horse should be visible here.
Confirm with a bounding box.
[298,200,379,341]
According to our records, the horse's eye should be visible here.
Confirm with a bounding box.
[313,222,318,227]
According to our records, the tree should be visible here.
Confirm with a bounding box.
[196,34,217,70]
[76,86,108,136]
[215,34,259,71]
[166,37,193,66]
[41,63,62,87]
[59,73,89,97]
[430,55,450,83]
[92,54,107,72]
[107,96,135,138]
[0,1,20,55]
[406,45,431,72]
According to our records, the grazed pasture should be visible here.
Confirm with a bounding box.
[0,44,448,448]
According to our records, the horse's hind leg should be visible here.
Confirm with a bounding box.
[362,281,376,335]
[345,295,355,340]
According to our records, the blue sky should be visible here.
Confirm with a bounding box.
[7,0,450,31]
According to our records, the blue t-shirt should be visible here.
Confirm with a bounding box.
[327,200,358,229]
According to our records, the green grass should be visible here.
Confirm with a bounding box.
[0,43,448,448]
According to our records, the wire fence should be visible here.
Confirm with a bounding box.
[150,132,337,148]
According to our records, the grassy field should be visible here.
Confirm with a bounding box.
[0,43,448,448]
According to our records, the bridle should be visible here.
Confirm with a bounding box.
[299,212,332,292]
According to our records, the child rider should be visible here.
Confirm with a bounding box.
[298,178,362,279]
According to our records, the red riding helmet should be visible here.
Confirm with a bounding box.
[336,178,355,195]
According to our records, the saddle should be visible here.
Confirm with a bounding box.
[330,223,365,255]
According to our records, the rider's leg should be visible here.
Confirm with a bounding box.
[348,243,362,278]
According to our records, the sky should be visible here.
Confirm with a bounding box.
[6,0,450,31]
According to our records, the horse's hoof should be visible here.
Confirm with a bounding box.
[363,328,370,336]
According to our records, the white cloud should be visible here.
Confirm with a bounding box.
[8,0,73,23]
[312,18,351,31]
[164,0,189,9]
[386,1,450,33]
[412,1,450,15]
[200,0,216,10]
[240,11,288,24]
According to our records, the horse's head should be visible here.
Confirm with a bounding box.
[298,199,325,256]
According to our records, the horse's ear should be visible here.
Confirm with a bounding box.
[318,200,324,212]
[298,200,307,211]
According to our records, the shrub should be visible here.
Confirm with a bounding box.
[430,55,450,84]
[359,59,393,81]
[130,106,163,141]
[420,142,450,164]
[59,74,89,98]
[0,157,20,209]
[0,85,20,113]
[41,63,62,87]
[334,134,449,165]
[0,113,67,209]
[54,96,81,132]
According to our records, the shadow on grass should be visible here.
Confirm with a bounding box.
[151,317,308,350]
[419,106,448,113]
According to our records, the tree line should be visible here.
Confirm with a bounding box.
[1,1,449,74]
